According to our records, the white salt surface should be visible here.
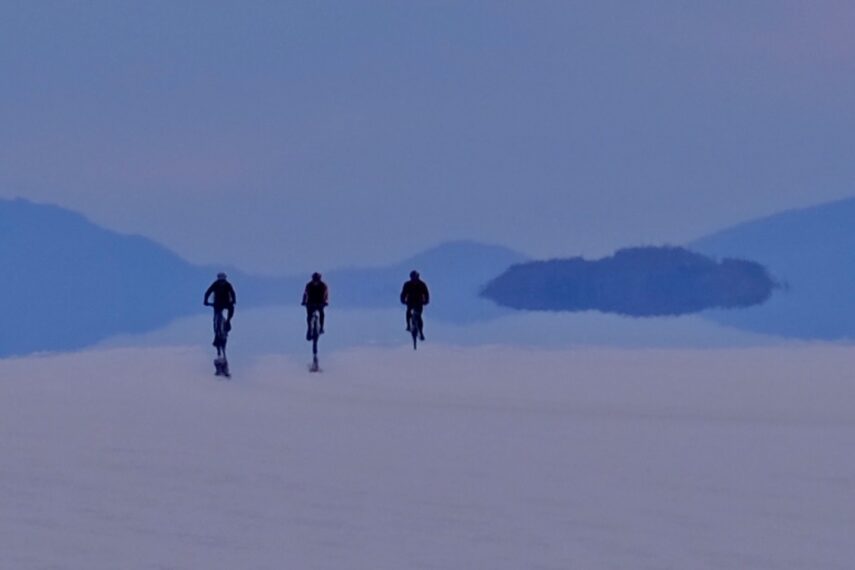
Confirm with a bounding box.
[1,345,853,569]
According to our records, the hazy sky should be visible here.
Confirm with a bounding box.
[2,1,854,274]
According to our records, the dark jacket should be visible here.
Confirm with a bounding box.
[303,280,329,306]
[400,279,430,307]
[204,279,236,310]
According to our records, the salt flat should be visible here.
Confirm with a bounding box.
[1,344,853,569]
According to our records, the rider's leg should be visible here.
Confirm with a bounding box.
[319,308,325,334]
[226,304,234,322]
[305,307,313,340]
[406,307,412,331]
[415,306,425,340]
[213,309,229,351]
[212,310,221,347]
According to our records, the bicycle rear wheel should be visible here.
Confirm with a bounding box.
[411,312,421,350]
[311,312,320,356]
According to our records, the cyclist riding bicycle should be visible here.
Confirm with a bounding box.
[302,272,329,341]
[204,273,236,373]
[204,272,236,328]
[400,270,429,341]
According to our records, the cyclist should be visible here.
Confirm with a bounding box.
[400,270,429,340]
[302,272,329,340]
[204,272,236,323]
[204,272,236,352]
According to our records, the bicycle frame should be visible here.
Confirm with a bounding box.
[310,309,321,356]
[213,308,229,358]
[409,307,423,350]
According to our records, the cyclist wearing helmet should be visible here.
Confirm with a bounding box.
[302,272,329,340]
[204,272,236,354]
[204,272,236,323]
[400,270,430,340]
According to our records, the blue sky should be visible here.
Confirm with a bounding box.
[2,1,854,274]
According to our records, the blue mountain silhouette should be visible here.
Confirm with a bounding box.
[691,197,855,339]
[328,241,526,323]
[0,199,524,356]
[0,199,217,356]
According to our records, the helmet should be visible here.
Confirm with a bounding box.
[217,272,227,280]
[410,270,419,279]
[312,272,322,281]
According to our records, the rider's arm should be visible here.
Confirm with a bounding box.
[423,284,430,305]
[323,284,329,306]
[229,283,237,306]
[400,283,408,305]
[301,288,308,306]
[204,284,214,306]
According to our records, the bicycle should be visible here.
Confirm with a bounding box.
[308,307,321,372]
[408,306,424,350]
[207,303,231,378]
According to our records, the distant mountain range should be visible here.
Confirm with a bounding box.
[481,247,775,317]
[482,197,855,340]
[326,241,525,324]
[0,199,525,356]
[691,197,855,339]
[1,199,208,357]
[4,195,854,356]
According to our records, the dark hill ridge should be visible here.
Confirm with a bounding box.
[0,199,214,356]
[480,246,775,317]
[691,197,855,339]
[0,199,525,356]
